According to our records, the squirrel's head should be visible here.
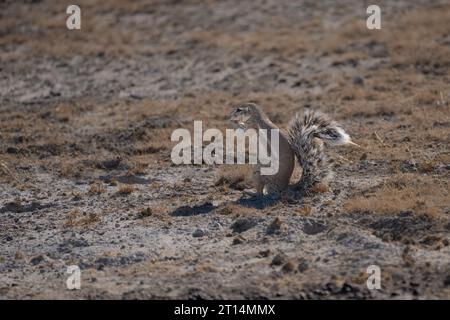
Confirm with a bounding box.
[229,102,263,128]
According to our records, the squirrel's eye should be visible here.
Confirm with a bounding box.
[236,108,242,112]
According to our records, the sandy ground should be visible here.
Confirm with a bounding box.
[0,0,449,299]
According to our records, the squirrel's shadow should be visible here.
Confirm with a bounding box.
[170,202,216,216]
[234,195,280,209]
[169,195,280,216]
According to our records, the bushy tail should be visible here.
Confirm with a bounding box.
[287,110,355,193]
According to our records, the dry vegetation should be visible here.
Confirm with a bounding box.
[117,184,135,195]
[64,210,100,228]
[215,164,252,191]
[0,0,449,299]
[345,173,449,217]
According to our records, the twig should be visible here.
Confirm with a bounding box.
[0,161,20,184]
[373,131,388,147]
[405,146,417,168]
[335,154,353,164]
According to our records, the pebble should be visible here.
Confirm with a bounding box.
[192,229,205,238]
[271,253,288,266]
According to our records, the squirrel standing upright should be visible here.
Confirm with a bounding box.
[229,102,357,196]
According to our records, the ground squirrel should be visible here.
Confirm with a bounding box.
[229,102,357,196]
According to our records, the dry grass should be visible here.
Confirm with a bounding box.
[0,160,19,184]
[194,261,219,273]
[310,183,330,194]
[64,209,100,228]
[344,174,449,217]
[138,204,174,226]
[14,251,25,260]
[138,207,153,218]
[0,1,150,59]
[318,5,450,71]
[117,184,135,195]
[126,162,149,176]
[88,182,106,195]
[386,10,450,70]
[294,205,313,216]
[215,164,251,191]
[189,29,309,57]
[59,159,78,178]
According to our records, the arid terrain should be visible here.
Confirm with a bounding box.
[0,0,449,299]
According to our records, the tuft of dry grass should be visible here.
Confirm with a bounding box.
[59,161,76,178]
[138,204,173,226]
[294,206,313,216]
[215,165,251,191]
[117,184,135,195]
[126,162,149,176]
[88,182,106,195]
[311,183,330,194]
[194,261,218,273]
[0,160,20,184]
[138,207,153,218]
[64,210,100,228]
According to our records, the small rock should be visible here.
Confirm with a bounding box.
[271,253,288,266]
[193,229,205,238]
[302,219,327,235]
[72,194,82,201]
[230,218,257,233]
[352,76,364,86]
[97,158,122,170]
[400,160,417,172]
[6,147,19,154]
[66,237,90,248]
[340,282,358,294]
[29,254,49,266]
[281,261,296,273]
[444,275,450,287]
[129,94,143,100]
[12,135,24,144]
[138,207,152,218]
[298,258,309,272]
